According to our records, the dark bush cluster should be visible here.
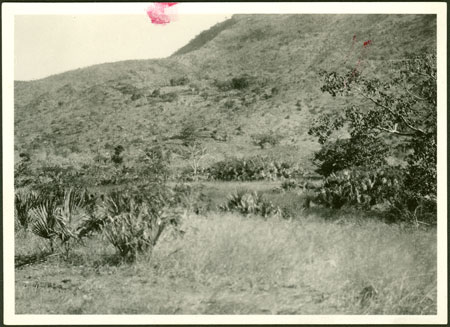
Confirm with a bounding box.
[206,156,303,181]
[170,76,189,86]
[313,165,436,225]
[315,167,404,210]
[214,75,252,91]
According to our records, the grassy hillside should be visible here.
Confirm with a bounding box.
[14,14,436,172]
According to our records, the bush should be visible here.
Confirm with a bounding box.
[313,163,436,224]
[15,189,40,229]
[386,192,436,225]
[315,166,404,210]
[111,145,124,165]
[206,156,303,181]
[15,153,34,188]
[26,187,93,256]
[280,179,301,191]
[231,76,250,90]
[219,191,282,218]
[214,75,252,91]
[170,76,189,86]
[100,190,182,261]
[252,131,283,149]
[138,145,172,183]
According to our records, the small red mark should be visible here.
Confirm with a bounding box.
[363,40,372,47]
[343,34,357,65]
[343,36,374,84]
[146,3,177,25]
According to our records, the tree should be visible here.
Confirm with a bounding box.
[182,142,208,181]
[308,53,437,221]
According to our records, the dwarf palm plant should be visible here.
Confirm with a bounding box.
[56,188,87,257]
[29,195,61,252]
[28,188,88,255]
[101,191,181,262]
[14,189,39,229]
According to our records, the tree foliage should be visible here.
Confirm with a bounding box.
[309,54,437,222]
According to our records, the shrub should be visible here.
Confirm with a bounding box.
[386,191,436,225]
[170,76,189,86]
[15,189,39,229]
[176,121,209,146]
[315,166,404,210]
[100,190,182,261]
[111,145,124,165]
[214,75,252,91]
[29,196,62,252]
[138,145,172,183]
[252,131,283,149]
[206,156,303,181]
[280,179,300,191]
[231,76,250,90]
[27,187,90,256]
[15,153,34,188]
[214,79,232,91]
[219,191,282,218]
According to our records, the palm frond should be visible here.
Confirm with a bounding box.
[14,190,38,228]
[29,204,58,239]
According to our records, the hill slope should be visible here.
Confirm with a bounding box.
[14,14,436,171]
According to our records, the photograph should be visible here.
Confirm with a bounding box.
[3,2,447,325]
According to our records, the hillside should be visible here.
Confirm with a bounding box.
[14,14,436,172]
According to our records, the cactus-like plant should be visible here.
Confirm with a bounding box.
[220,191,282,218]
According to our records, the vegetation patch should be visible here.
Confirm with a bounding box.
[206,156,304,181]
[219,190,282,218]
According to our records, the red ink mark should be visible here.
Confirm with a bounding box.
[343,34,357,65]
[146,3,177,25]
[352,59,361,77]
[363,40,372,47]
[342,36,374,86]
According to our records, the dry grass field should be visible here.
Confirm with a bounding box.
[15,210,437,315]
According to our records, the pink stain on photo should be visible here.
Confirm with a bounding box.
[146,3,178,25]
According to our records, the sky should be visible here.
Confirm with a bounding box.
[14,14,230,81]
